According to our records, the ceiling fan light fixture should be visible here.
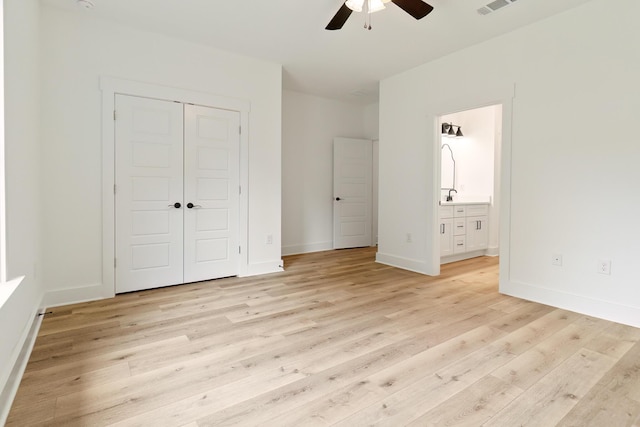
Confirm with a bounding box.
[368,0,387,13]
[345,0,365,12]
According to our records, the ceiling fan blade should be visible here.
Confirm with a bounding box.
[391,0,434,20]
[326,3,353,30]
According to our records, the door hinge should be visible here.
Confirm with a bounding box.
[239,125,242,135]
[114,258,117,268]
[113,110,116,121]
[114,184,117,195]
[239,186,241,195]
[239,246,241,254]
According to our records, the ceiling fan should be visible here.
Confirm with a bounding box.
[326,0,434,30]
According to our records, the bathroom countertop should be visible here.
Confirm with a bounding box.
[439,197,490,206]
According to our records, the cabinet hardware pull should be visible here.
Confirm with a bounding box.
[457,243,464,246]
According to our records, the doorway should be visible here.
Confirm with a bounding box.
[437,104,502,265]
[114,94,240,293]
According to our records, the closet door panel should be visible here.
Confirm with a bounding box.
[115,95,184,293]
[183,105,240,282]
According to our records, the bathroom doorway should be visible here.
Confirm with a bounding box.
[438,104,502,265]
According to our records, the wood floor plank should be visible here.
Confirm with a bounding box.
[110,365,308,427]
[53,354,250,425]
[195,344,411,426]
[406,375,522,427]
[335,307,583,426]
[491,315,606,390]
[7,247,640,426]
[264,379,387,427]
[15,361,131,404]
[556,341,640,427]
[484,349,617,427]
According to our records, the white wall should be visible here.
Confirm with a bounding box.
[1,0,44,416]
[364,103,379,140]
[378,0,640,327]
[282,90,372,255]
[39,6,282,304]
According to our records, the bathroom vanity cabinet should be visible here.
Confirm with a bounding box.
[439,203,489,263]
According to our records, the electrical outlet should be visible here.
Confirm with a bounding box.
[552,254,562,266]
[406,233,412,243]
[598,259,611,275]
[266,234,273,245]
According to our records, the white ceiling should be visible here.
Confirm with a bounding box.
[43,0,594,104]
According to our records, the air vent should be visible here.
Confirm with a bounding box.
[487,0,509,10]
[477,0,519,15]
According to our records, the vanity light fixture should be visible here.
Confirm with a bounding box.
[441,122,463,138]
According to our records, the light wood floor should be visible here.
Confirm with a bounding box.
[8,248,640,426]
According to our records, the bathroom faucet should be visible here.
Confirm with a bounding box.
[446,189,457,202]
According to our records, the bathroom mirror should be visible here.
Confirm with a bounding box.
[441,143,456,190]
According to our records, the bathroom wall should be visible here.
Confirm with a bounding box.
[440,105,498,201]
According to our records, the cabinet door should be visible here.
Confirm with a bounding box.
[440,218,453,256]
[466,215,489,251]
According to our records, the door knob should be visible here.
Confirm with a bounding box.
[187,203,202,209]
[169,202,181,209]
[335,197,341,201]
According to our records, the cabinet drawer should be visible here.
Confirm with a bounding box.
[453,236,466,253]
[466,204,489,216]
[453,206,466,217]
[439,206,454,219]
[453,218,466,236]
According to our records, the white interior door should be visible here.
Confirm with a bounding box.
[115,94,184,293]
[333,138,373,249]
[183,105,240,282]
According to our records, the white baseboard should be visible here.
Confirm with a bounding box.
[440,250,489,265]
[242,260,284,277]
[486,246,499,257]
[501,279,640,329]
[375,252,438,276]
[0,305,43,425]
[43,283,106,308]
[281,241,333,256]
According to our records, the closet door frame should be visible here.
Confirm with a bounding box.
[100,77,250,299]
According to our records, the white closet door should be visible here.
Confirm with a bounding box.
[183,104,240,282]
[333,138,373,249]
[115,95,184,293]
